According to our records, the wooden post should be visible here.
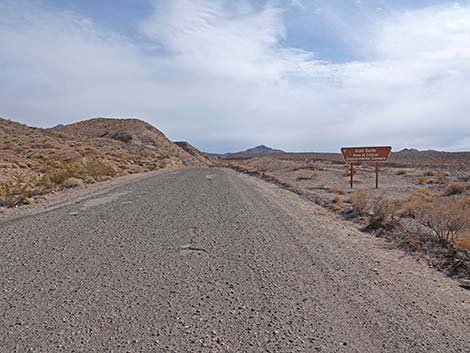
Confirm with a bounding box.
[375,162,379,189]
[350,162,354,189]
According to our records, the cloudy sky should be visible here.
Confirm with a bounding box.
[1,0,470,152]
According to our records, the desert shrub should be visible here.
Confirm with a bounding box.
[0,174,33,207]
[0,181,15,207]
[37,161,81,188]
[145,163,158,171]
[95,175,113,182]
[416,177,427,185]
[18,182,32,203]
[330,187,345,195]
[445,182,466,196]
[35,160,115,190]
[63,177,83,188]
[367,196,403,230]
[400,188,433,217]
[411,188,433,202]
[47,166,75,186]
[292,163,316,172]
[348,190,368,216]
[412,197,470,243]
[435,172,449,184]
[83,176,95,184]
[81,160,115,179]
[460,196,470,208]
[332,195,343,204]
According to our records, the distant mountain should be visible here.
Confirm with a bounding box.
[399,148,419,152]
[243,145,285,154]
[219,145,285,160]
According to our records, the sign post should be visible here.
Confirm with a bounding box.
[375,162,379,189]
[350,163,354,189]
[341,146,392,189]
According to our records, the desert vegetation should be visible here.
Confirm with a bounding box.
[0,159,117,207]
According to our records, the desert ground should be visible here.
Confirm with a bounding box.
[221,151,470,280]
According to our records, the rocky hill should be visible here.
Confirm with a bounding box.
[174,141,212,165]
[0,117,209,205]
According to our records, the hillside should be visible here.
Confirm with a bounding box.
[174,141,212,165]
[0,117,209,206]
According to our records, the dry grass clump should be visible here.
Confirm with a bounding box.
[330,187,345,195]
[348,190,368,216]
[444,182,466,196]
[223,161,252,173]
[332,194,343,204]
[63,177,83,188]
[400,188,433,216]
[367,197,403,231]
[291,162,317,172]
[453,234,470,250]
[37,160,81,189]
[416,177,428,185]
[345,191,403,231]
[435,171,449,184]
[81,160,116,180]
[0,159,117,208]
[0,173,33,207]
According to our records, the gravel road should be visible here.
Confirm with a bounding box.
[1,168,469,352]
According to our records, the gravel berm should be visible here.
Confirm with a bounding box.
[1,168,469,352]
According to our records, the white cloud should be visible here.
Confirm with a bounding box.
[0,0,470,152]
[138,0,317,82]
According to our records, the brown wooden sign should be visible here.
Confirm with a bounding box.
[340,146,392,189]
[341,146,392,162]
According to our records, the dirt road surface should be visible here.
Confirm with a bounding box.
[1,168,469,352]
